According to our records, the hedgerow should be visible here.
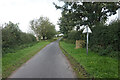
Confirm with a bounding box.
[2,21,36,54]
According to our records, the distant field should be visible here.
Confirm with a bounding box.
[2,41,50,78]
[60,41,118,78]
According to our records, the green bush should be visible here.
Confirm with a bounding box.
[89,20,120,57]
[64,30,85,44]
[68,31,84,40]
[2,21,36,54]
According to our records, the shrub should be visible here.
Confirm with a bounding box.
[2,21,36,54]
[89,20,120,57]
[68,31,84,40]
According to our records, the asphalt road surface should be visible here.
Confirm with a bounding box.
[9,39,76,78]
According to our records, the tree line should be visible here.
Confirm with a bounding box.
[2,21,36,54]
[2,16,56,55]
[54,2,120,57]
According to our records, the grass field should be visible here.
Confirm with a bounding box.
[60,41,118,78]
[2,41,50,78]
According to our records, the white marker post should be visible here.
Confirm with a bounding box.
[82,25,92,55]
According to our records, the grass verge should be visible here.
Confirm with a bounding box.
[2,41,50,78]
[59,41,118,78]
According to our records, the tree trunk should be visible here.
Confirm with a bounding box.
[43,36,45,40]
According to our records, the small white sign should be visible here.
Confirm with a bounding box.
[82,26,92,33]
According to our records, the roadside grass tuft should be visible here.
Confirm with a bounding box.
[60,41,118,78]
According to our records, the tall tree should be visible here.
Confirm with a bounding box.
[30,16,56,40]
[54,2,120,35]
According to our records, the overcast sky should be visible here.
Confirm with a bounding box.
[0,0,118,32]
[0,0,64,32]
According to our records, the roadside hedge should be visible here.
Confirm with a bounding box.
[66,31,85,44]
[89,20,120,57]
[2,21,36,54]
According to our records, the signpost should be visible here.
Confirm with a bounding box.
[82,25,92,55]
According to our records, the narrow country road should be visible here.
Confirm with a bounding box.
[9,39,76,78]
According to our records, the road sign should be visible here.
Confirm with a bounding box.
[82,26,92,33]
[82,25,92,55]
